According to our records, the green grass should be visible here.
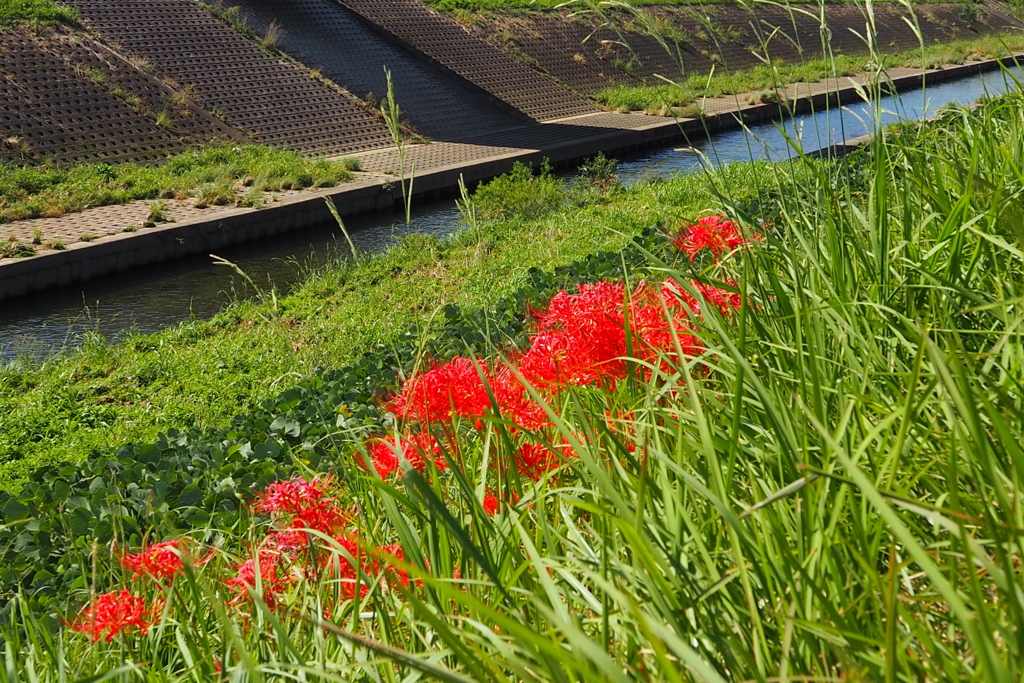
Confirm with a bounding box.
[0,145,359,225]
[2,1,1024,677]
[595,32,1024,112]
[0,0,76,26]
[0,163,768,492]
[2,81,1024,680]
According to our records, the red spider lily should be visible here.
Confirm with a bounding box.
[515,443,563,481]
[366,439,400,478]
[518,281,631,390]
[225,550,295,609]
[400,430,448,471]
[372,543,420,589]
[660,278,742,316]
[516,280,717,391]
[120,540,184,582]
[68,590,163,642]
[627,288,704,365]
[482,493,499,516]
[364,431,448,478]
[390,356,493,424]
[264,528,315,556]
[319,533,373,600]
[491,364,551,431]
[694,281,743,315]
[673,215,759,262]
[254,477,349,536]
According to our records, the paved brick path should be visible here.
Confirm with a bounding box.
[2,185,364,250]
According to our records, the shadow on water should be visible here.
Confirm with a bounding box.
[2,65,1021,362]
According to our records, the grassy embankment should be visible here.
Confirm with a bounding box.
[0,0,75,26]
[597,32,1024,112]
[0,146,359,252]
[0,161,767,491]
[1,69,1023,680]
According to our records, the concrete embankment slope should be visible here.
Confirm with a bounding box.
[73,0,395,156]
[2,0,1023,301]
[216,0,528,142]
[458,1,1023,95]
[1,0,597,163]
[0,27,242,165]
[337,0,596,122]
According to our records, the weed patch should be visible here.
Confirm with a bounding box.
[0,145,357,224]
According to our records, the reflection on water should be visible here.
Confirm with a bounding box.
[2,66,1021,361]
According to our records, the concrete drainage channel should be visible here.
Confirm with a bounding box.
[0,54,1022,305]
[3,55,1024,357]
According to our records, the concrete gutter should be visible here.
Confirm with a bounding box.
[1,53,1021,302]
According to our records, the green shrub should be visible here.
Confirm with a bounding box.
[471,159,565,221]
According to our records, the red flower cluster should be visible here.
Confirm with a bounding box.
[518,279,733,391]
[119,539,212,583]
[673,215,759,262]
[490,364,551,431]
[255,476,349,536]
[225,550,294,609]
[518,281,631,389]
[482,493,499,516]
[390,356,491,423]
[228,477,414,611]
[120,541,184,582]
[366,431,447,478]
[68,590,163,642]
[374,270,743,487]
[515,443,563,481]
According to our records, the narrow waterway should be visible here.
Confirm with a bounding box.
[2,65,1021,361]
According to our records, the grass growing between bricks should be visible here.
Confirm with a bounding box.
[594,32,1024,112]
[0,145,359,226]
[0,160,773,491]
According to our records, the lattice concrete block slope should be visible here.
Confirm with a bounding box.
[0,28,233,165]
[75,0,394,156]
[469,1,1024,95]
[219,0,527,142]
[337,0,595,122]
[356,110,662,174]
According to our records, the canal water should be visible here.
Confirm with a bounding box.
[2,65,1021,361]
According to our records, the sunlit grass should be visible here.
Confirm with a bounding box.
[2,2,1024,679]
[5,86,1024,678]
[0,0,76,26]
[0,145,359,224]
